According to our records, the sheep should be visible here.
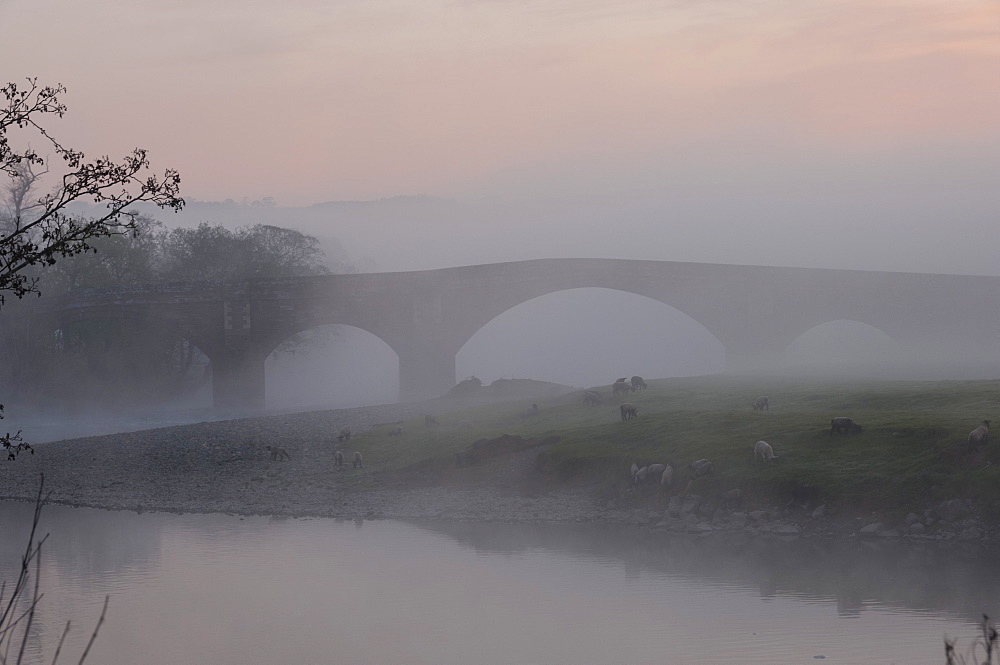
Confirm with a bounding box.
[521,403,539,418]
[583,390,603,406]
[457,419,474,429]
[660,464,674,487]
[830,417,863,435]
[388,425,403,437]
[633,465,649,485]
[620,403,638,421]
[688,459,714,478]
[630,462,639,481]
[630,376,647,391]
[721,489,743,510]
[425,414,439,427]
[352,451,364,469]
[266,445,290,461]
[333,450,344,467]
[613,381,632,397]
[753,440,776,463]
[337,427,352,442]
[753,396,769,411]
[615,377,628,384]
[968,420,991,452]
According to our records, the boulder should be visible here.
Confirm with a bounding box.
[935,499,972,523]
[859,522,884,536]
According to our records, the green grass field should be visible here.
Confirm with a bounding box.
[359,376,1000,517]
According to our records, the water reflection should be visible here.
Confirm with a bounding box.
[0,503,992,665]
[417,520,1000,622]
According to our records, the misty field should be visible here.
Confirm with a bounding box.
[364,377,1000,517]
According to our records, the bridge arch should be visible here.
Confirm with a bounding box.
[455,287,725,387]
[264,324,399,409]
[783,319,902,377]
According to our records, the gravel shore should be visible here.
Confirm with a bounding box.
[4,400,998,547]
[0,400,611,523]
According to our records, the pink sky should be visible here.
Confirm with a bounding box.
[1,0,997,206]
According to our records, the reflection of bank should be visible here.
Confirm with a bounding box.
[0,502,165,587]
[415,519,1000,624]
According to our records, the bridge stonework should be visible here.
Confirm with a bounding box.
[25,259,1000,409]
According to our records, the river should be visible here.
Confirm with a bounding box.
[0,502,994,664]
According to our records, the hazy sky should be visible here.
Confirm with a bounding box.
[2,0,999,274]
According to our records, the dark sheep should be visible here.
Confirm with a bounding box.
[425,414,439,427]
[630,376,647,391]
[266,445,290,461]
[753,396,769,411]
[352,451,364,469]
[583,390,603,406]
[620,403,638,421]
[830,417,863,435]
[388,425,403,437]
[613,381,632,397]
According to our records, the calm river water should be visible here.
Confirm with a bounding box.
[0,502,995,665]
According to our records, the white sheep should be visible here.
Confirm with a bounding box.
[634,465,649,485]
[968,420,991,451]
[689,459,714,478]
[753,440,776,463]
[660,465,674,487]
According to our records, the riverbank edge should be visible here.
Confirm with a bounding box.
[1,396,998,547]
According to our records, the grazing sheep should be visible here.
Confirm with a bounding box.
[630,376,647,391]
[660,464,674,487]
[266,445,290,461]
[352,451,364,469]
[753,396,769,411]
[521,403,540,418]
[721,489,743,510]
[613,381,632,397]
[630,462,639,481]
[830,417,863,435]
[388,425,403,437]
[753,440,776,463]
[337,427,352,442]
[620,403,638,421]
[583,390,603,406]
[615,377,628,384]
[968,420,991,452]
[333,450,344,467]
[634,465,649,485]
[425,414,439,427]
[457,419,474,429]
[688,459,714,478]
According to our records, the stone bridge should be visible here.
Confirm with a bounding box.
[26,258,1000,408]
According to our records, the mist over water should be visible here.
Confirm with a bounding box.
[1,505,995,665]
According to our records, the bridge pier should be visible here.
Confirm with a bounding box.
[211,341,267,410]
[398,344,456,402]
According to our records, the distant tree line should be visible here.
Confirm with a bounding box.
[0,215,336,410]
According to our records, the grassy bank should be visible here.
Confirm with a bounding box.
[363,376,1000,517]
